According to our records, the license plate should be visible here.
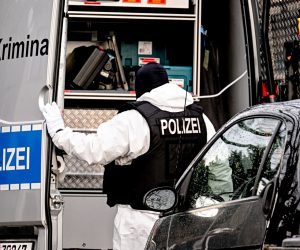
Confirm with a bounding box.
[0,242,33,250]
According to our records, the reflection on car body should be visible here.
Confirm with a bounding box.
[144,100,300,250]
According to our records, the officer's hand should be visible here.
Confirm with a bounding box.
[42,102,65,138]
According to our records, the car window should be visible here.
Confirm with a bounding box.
[186,117,286,208]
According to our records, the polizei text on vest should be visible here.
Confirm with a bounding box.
[160,117,202,136]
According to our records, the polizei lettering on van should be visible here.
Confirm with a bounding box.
[0,147,30,171]
[160,117,202,136]
[0,35,49,61]
[0,126,42,189]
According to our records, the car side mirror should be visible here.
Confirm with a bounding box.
[143,186,178,212]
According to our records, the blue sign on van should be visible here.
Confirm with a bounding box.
[0,125,42,190]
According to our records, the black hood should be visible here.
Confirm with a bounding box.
[135,62,169,98]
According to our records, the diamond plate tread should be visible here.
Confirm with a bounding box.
[59,174,103,189]
[59,155,105,189]
[257,0,300,81]
[264,0,300,80]
[64,108,118,129]
[63,154,104,174]
[60,108,117,189]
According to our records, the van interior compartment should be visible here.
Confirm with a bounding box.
[65,18,195,95]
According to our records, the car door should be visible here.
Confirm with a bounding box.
[148,116,287,249]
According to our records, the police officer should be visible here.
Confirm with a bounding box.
[43,62,215,250]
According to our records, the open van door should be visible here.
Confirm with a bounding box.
[0,0,65,249]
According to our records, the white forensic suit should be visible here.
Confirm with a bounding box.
[46,83,216,250]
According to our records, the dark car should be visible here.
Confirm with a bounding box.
[144,100,300,250]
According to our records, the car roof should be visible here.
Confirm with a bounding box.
[231,100,300,124]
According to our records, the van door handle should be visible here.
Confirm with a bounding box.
[38,85,50,112]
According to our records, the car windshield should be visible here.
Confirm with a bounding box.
[186,117,286,208]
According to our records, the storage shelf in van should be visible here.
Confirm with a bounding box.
[68,11,196,20]
[64,89,136,100]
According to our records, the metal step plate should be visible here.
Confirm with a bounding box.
[59,108,117,190]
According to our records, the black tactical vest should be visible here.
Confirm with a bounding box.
[103,101,207,209]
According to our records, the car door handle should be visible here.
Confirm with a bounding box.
[261,181,275,218]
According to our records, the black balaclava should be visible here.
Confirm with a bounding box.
[135,62,169,98]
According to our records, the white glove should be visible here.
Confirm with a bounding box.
[43,102,65,138]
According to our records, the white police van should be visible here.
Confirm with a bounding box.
[2,0,290,249]
[0,0,117,249]
[0,1,210,249]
